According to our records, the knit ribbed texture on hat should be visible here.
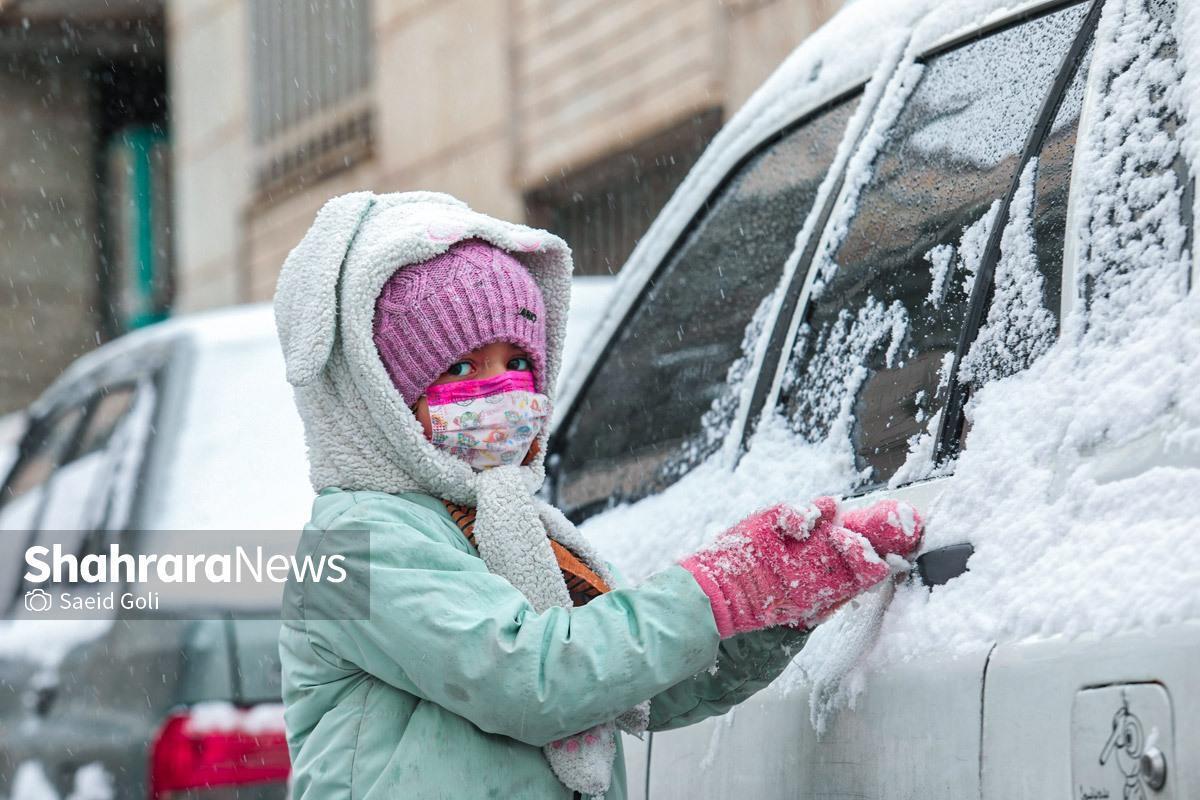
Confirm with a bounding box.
[372,238,547,406]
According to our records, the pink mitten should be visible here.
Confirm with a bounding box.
[840,499,924,558]
[679,498,890,639]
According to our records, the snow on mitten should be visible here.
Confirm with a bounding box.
[840,499,924,558]
[544,721,618,797]
[678,499,890,639]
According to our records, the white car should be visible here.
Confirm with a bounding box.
[546,0,1199,797]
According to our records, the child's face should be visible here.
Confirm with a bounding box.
[411,341,534,440]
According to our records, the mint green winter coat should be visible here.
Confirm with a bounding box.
[280,488,808,799]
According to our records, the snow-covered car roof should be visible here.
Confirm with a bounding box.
[29,304,280,419]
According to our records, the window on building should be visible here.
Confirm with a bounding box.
[249,0,373,196]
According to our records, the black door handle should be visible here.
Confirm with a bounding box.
[915,543,974,587]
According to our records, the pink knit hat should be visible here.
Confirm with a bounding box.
[373,239,547,406]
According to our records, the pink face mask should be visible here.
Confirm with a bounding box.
[424,371,549,470]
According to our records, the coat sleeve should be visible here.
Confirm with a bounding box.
[644,625,808,731]
[294,497,723,748]
[602,561,810,732]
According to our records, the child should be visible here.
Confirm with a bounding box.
[274,191,922,799]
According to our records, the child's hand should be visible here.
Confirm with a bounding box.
[677,496,922,639]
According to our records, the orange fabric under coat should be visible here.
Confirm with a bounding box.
[441,500,611,606]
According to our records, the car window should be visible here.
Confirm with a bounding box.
[552,94,862,520]
[0,406,86,517]
[1027,41,1095,329]
[774,2,1090,492]
[38,385,141,533]
[0,406,86,612]
[231,617,284,703]
[1,384,154,612]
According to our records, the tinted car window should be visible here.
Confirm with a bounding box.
[776,2,1089,491]
[554,94,861,519]
[75,385,138,458]
[37,385,140,533]
[0,406,86,513]
[0,407,86,611]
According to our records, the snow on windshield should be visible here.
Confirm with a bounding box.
[906,5,1089,169]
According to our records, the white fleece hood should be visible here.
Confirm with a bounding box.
[274,190,571,501]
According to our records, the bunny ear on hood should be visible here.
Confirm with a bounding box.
[274,191,375,387]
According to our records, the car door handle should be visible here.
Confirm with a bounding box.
[915,543,974,587]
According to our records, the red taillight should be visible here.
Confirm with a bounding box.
[149,708,291,799]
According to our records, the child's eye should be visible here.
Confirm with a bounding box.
[507,356,531,371]
[446,361,473,377]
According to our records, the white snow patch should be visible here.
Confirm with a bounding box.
[697,707,737,772]
[959,160,1056,384]
[558,276,617,393]
[924,245,954,308]
[887,408,949,489]
[186,700,287,735]
[9,762,58,800]
[958,199,1002,298]
[65,763,112,800]
[787,581,894,737]
[142,329,311,531]
[782,296,908,449]
[584,413,857,586]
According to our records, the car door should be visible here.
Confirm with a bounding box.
[547,87,870,797]
[647,2,1103,797]
[979,0,1199,795]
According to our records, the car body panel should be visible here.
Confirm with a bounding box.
[982,622,1200,797]
[649,647,992,799]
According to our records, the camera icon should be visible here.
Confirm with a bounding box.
[24,588,52,613]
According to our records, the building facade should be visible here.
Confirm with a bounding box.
[0,0,838,415]
[170,0,840,309]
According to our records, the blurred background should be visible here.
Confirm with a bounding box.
[0,0,844,426]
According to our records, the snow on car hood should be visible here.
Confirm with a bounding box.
[579,0,1200,707]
